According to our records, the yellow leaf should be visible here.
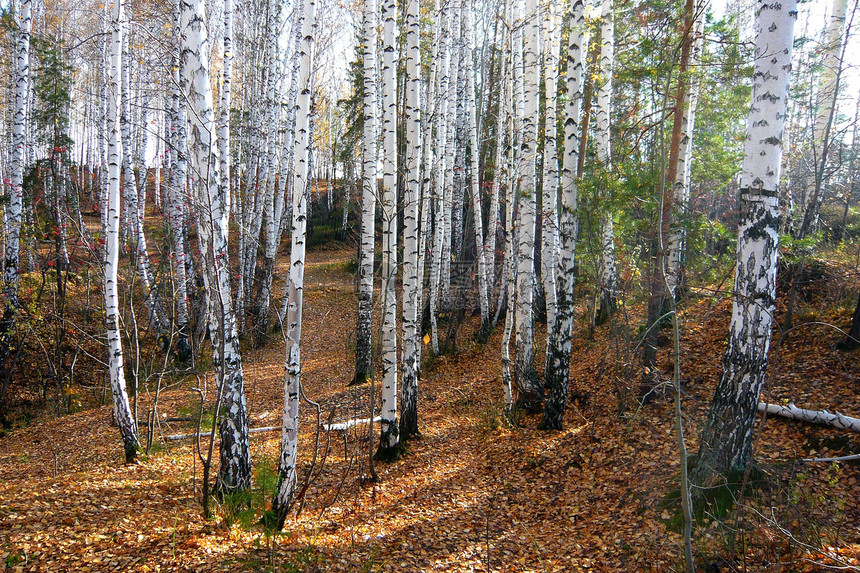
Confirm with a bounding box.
[422,334,430,345]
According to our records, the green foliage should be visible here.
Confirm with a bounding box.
[662,457,772,533]
[218,458,281,531]
[31,34,74,153]
[337,25,364,167]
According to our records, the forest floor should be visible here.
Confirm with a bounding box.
[1,241,859,572]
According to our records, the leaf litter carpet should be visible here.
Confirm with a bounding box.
[1,245,859,572]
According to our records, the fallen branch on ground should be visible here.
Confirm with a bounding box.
[165,426,280,441]
[322,416,382,432]
[758,402,860,432]
[164,417,384,442]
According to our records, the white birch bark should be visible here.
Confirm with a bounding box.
[377,0,400,456]
[758,402,860,432]
[540,0,561,338]
[464,2,491,340]
[255,11,287,343]
[541,0,590,430]
[353,0,378,386]
[400,0,421,438]
[595,0,617,324]
[169,42,191,357]
[501,0,520,413]
[441,0,462,304]
[273,0,315,527]
[667,3,705,296]
[486,16,507,316]
[695,0,797,479]
[429,1,452,355]
[105,0,139,462]
[3,0,30,314]
[799,0,848,237]
[121,34,168,343]
[451,2,467,267]
[218,0,233,238]
[514,0,542,410]
[180,0,251,494]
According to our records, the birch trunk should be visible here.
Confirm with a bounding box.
[514,0,543,412]
[429,1,453,355]
[169,33,191,359]
[400,0,421,439]
[540,0,590,431]
[666,3,705,296]
[272,0,315,528]
[353,0,378,386]
[180,0,251,495]
[105,0,139,462]
[694,0,797,483]
[540,0,560,337]
[376,0,400,458]
[486,30,507,316]
[464,3,490,341]
[1,0,31,355]
[440,0,462,305]
[121,36,169,345]
[798,0,848,238]
[594,0,617,326]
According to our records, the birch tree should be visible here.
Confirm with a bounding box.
[514,0,543,412]
[666,2,705,296]
[272,0,315,528]
[540,0,590,431]
[540,0,560,337]
[180,0,251,494]
[400,0,421,438]
[105,0,140,463]
[594,0,617,326]
[376,0,401,458]
[1,0,32,382]
[352,0,378,387]
[121,33,169,346]
[428,1,452,355]
[465,2,491,342]
[693,0,797,484]
[798,0,849,238]
[168,9,191,359]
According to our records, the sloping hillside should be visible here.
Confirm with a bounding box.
[1,245,859,572]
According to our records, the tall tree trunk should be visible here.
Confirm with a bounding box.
[667,3,705,296]
[465,3,490,342]
[642,0,695,393]
[429,1,453,356]
[180,0,251,495]
[399,0,421,439]
[514,0,542,412]
[540,0,590,431]
[105,0,139,463]
[377,0,400,458]
[1,0,31,406]
[499,0,515,414]
[272,0,315,529]
[799,0,848,238]
[353,0,378,387]
[440,0,462,307]
[541,0,561,341]
[486,19,507,317]
[121,34,168,346]
[693,0,797,484]
[169,29,191,359]
[594,0,617,326]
